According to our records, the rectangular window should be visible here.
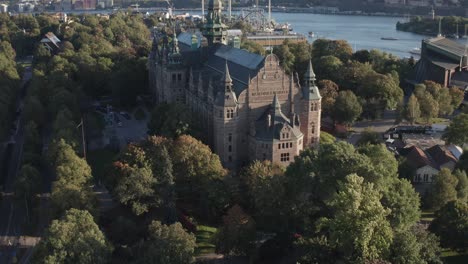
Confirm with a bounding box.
[278,144,281,149]
[290,142,293,148]
[228,145,232,152]
[177,73,182,81]
[172,74,176,82]
[424,174,429,182]
[280,153,290,162]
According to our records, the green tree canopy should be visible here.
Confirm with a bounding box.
[431,168,459,210]
[429,200,468,251]
[33,209,112,264]
[148,103,192,138]
[404,94,421,124]
[134,221,196,264]
[322,174,393,262]
[217,205,256,257]
[318,79,339,115]
[443,113,468,145]
[331,90,362,125]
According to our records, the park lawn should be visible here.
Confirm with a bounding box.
[87,148,116,182]
[441,250,468,264]
[195,225,217,256]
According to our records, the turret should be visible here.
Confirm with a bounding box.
[203,0,227,45]
[299,60,321,146]
[213,62,238,169]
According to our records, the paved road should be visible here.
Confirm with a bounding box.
[0,65,32,263]
[347,110,399,145]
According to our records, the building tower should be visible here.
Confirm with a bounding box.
[203,0,227,45]
[299,60,321,147]
[213,63,238,169]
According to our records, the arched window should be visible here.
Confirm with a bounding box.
[228,145,232,152]
[228,133,232,142]
[311,122,315,134]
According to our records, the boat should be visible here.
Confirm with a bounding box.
[308,31,315,38]
[381,37,399,40]
[409,47,421,55]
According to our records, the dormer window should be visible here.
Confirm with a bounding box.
[226,109,234,118]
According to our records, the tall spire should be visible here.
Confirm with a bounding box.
[305,60,316,82]
[224,62,233,87]
[272,93,281,110]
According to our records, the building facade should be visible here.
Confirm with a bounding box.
[148,0,321,169]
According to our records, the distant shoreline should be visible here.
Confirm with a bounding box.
[20,7,406,18]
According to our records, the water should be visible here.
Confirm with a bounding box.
[272,13,428,58]
[69,8,467,58]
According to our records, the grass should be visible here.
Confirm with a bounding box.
[195,225,217,256]
[441,250,468,264]
[87,148,117,182]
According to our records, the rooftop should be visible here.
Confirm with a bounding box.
[425,37,467,59]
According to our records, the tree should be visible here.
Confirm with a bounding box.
[331,90,362,125]
[420,91,439,123]
[404,94,421,124]
[320,131,336,144]
[157,146,176,224]
[14,164,42,202]
[318,79,339,115]
[171,135,226,197]
[322,174,393,262]
[217,205,256,256]
[455,170,468,202]
[431,168,459,210]
[134,221,196,264]
[456,152,468,173]
[241,161,286,229]
[114,165,158,215]
[390,226,442,264]
[33,209,112,264]
[240,39,265,55]
[449,86,465,109]
[314,55,343,82]
[274,42,295,73]
[48,139,97,216]
[443,113,468,145]
[429,201,468,251]
[357,129,383,146]
[381,178,421,231]
[390,230,424,264]
[294,236,336,264]
[147,103,192,138]
[312,39,353,62]
[359,72,403,110]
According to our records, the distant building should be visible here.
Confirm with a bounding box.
[399,144,460,186]
[40,32,62,53]
[0,4,8,13]
[410,37,468,88]
[148,0,321,170]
